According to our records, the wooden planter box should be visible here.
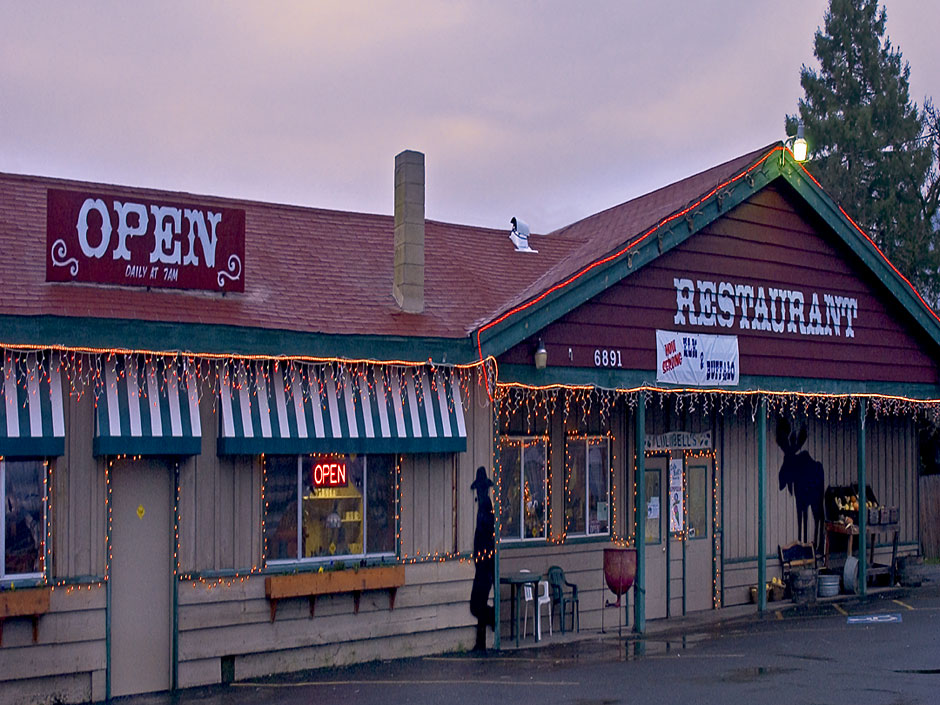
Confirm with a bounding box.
[265,564,405,621]
[0,586,51,645]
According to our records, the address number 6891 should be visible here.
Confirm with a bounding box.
[593,349,623,368]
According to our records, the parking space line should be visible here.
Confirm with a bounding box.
[832,603,847,616]
[893,599,914,611]
[234,679,581,688]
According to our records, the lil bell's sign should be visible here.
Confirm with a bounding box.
[46,188,246,292]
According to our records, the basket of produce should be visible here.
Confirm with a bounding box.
[749,577,785,603]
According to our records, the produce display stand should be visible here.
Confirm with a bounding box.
[823,520,900,585]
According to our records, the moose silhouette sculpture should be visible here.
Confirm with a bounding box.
[776,419,825,550]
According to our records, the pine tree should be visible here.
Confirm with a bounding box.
[787,0,938,302]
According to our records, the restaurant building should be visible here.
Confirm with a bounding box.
[1,144,938,703]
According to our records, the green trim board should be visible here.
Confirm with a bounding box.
[0,314,480,366]
[1,437,66,458]
[495,363,940,400]
[475,146,940,362]
[218,436,466,455]
[94,436,202,457]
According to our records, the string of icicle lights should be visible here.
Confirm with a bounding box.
[9,343,940,594]
[0,345,497,415]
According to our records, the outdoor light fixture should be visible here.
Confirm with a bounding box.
[785,123,809,163]
[534,338,547,369]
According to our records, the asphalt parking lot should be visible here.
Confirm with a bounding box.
[111,570,940,705]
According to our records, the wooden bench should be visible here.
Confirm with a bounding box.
[0,586,51,645]
[264,564,405,621]
[779,541,817,587]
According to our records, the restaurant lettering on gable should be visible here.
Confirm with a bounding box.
[47,188,246,292]
[673,277,858,338]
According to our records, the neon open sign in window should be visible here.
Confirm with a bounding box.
[312,460,348,488]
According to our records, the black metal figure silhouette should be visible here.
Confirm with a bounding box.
[469,466,495,651]
[776,419,825,550]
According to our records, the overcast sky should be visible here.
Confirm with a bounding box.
[2,1,938,233]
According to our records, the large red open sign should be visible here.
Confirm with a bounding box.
[312,458,348,488]
[46,188,245,292]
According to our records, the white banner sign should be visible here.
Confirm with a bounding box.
[656,330,739,386]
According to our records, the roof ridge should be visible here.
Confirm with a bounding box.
[470,143,778,334]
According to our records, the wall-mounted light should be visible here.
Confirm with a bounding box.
[785,123,809,163]
[534,338,547,370]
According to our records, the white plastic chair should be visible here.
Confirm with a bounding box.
[536,580,551,639]
[523,579,552,639]
[522,581,535,637]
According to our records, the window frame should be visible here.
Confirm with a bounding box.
[264,454,396,566]
[1,458,47,583]
[498,436,549,542]
[644,467,663,545]
[685,457,710,541]
[564,435,611,538]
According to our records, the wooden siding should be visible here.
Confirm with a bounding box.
[720,407,919,605]
[174,382,494,688]
[178,390,262,574]
[0,586,107,704]
[499,184,938,384]
[496,400,634,632]
[920,475,940,558]
[400,453,454,558]
[457,382,495,553]
[54,390,106,580]
[499,541,632,634]
[176,560,477,687]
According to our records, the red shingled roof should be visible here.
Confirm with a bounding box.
[0,145,776,341]
[478,144,776,329]
[0,173,583,340]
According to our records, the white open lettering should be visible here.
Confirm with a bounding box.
[76,198,112,258]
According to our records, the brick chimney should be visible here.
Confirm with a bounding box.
[393,150,425,313]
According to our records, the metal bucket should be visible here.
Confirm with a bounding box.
[898,556,924,587]
[843,557,859,594]
[817,573,840,598]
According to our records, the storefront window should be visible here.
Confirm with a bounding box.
[686,461,708,540]
[645,469,661,544]
[2,459,45,579]
[264,454,395,562]
[498,437,548,541]
[565,437,610,536]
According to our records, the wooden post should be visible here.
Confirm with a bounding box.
[634,393,646,634]
[858,399,867,596]
[757,398,767,613]
[493,415,501,650]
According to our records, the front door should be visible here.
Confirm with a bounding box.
[683,455,714,612]
[643,452,716,620]
[643,455,668,619]
[110,459,172,697]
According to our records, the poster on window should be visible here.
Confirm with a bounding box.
[669,458,684,533]
[647,496,660,519]
[656,330,739,386]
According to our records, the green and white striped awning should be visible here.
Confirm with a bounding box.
[217,362,467,455]
[94,355,202,456]
[1,351,65,458]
